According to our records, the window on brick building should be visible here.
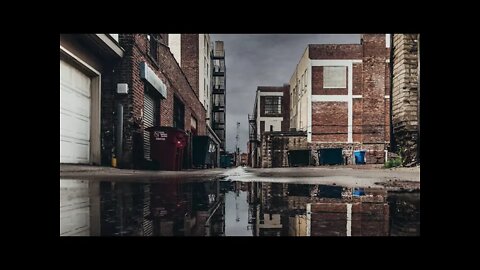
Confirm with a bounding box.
[264,96,282,115]
[324,66,346,88]
[173,96,185,130]
[147,34,159,62]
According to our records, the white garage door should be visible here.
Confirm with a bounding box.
[60,59,91,163]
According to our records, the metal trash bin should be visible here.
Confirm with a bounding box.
[192,136,210,168]
[319,148,343,165]
[146,126,187,171]
[288,149,310,167]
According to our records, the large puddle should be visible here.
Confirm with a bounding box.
[67,177,419,236]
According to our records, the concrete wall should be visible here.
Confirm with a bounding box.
[290,47,310,132]
[392,34,419,165]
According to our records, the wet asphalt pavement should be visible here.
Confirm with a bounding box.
[60,166,419,236]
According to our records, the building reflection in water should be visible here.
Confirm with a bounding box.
[99,179,225,236]
[91,179,418,236]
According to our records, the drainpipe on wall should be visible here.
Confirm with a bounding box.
[115,102,123,167]
[417,34,420,164]
[389,33,395,153]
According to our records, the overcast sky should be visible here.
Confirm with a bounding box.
[210,34,361,153]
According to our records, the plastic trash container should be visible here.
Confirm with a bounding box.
[354,150,366,165]
[146,126,187,171]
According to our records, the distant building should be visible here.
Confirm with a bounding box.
[248,85,290,167]
[289,34,391,164]
[240,153,248,166]
[212,41,227,153]
[168,34,222,167]
[391,34,420,166]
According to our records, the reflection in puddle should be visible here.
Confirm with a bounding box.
[86,179,419,236]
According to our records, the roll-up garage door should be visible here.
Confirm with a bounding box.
[143,93,156,160]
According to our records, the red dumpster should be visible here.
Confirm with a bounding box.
[145,126,188,171]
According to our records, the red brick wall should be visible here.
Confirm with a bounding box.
[352,63,363,95]
[352,99,363,142]
[361,34,389,163]
[312,102,348,142]
[307,34,389,164]
[180,34,199,97]
[361,35,387,144]
[101,34,206,168]
[311,66,348,95]
[309,44,362,59]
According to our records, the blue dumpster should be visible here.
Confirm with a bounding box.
[354,150,366,164]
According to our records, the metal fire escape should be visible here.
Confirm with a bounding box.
[248,114,259,167]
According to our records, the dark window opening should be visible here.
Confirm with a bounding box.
[173,96,185,130]
[264,96,282,115]
[148,34,158,62]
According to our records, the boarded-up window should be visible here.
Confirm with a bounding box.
[324,66,346,88]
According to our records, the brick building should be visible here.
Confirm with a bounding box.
[167,34,223,167]
[290,34,391,164]
[100,34,207,169]
[391,34,420,166]
[248,85,290,167]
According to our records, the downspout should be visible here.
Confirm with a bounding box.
[115,102,124,167]
[417,34,420,164]
[389,33,395,153]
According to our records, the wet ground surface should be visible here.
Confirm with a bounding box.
[66,170,419,236]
